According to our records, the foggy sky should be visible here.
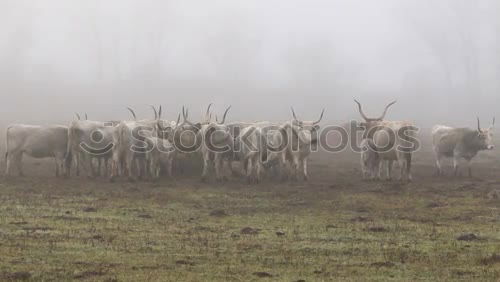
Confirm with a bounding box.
[1,0,499,128]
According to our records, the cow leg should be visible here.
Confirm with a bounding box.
[291,156,300,182]
[75,152,80,177]
[201,152,210,183]
[302,158,309,181]
[109,160,117,182]
[214,155,224,182]
[435,154,443,176]
[103,158,109,178]
[246,157,254,183]
[406,153,412,181]
[453,156,460,177]
[166,158,173,178]
[126,156,136,182]
[387,160,394,181]
[255,158,262,183]
[5,152,13,177]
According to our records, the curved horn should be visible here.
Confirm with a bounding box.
[127,107,137,120]
[354,99,369,121]
[492,117,495,128]
[176,113,181,125]
[376,100,397,120]
[158,105,162,119]
[218,106,231,124]
[206,103,213,120]
[75,113,81,120]
[150,105,158,120]
[182,106,186,120]
[291,107,299,121]
[314,109,325,125]
[84,113,88,120]
[477,117,482,132]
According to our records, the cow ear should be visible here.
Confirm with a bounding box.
[313,125,320,131]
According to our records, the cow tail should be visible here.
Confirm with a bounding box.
[4,126,11,162]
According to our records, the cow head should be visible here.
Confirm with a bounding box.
[289,108,324,146]
[476,117,495,150]
[354,99,396,138]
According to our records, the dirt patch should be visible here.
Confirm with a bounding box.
[137,214,152,219]
[479,254,500,265]
[175,260,195,266]
[365,226,389,233]
[0,271,31,280]
[83,207,97,212]
[457,233,480,241]
[371,261,395,268]
[351,216,372,222]
[253,272,273,278]
[73,270,106,279]
[241,227,261,235]
[209,209,228,217]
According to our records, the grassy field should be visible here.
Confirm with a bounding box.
[0,137,500,281]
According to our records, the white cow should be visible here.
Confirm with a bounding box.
[67,120,116,178]
[354,100,417,181]
[5,124,69,177]
[199,106,233,182]
[109,108,158,182]
[279,108,324,181]
[432,118,494,177]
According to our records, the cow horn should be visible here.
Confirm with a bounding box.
[291,107,299,121]
[84,113,88,120]
[158,105,162,119]
[127,107,137,120]
[206,103,213,120]
[492,117,495,128]
[477,117,482,132]
[75,113,81,120]
[354,99,369,121]
[377,100,397,120]
[176,113,181,125]
[219,106,231,124]
[314,109,325,125]
[150,105,158,120]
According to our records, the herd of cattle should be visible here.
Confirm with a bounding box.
[3,101,496,183]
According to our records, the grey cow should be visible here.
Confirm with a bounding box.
[432,118,495,177]
[5,124,69,177]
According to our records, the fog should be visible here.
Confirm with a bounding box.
[1,0,499,128]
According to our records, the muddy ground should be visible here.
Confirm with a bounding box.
[0,134,499,281]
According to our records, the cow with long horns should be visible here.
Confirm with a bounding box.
[273,108,324,181]
[199,105,233,182]
[432,118,495,177]
[354,99,416,181]
[109,107,159,182]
